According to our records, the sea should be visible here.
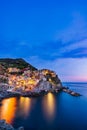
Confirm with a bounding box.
[0,82,87,130]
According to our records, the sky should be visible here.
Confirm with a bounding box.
[0,0,87,82]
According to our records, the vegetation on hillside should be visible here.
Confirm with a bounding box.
[0,58,37,70]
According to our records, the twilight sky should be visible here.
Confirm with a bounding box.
[0,0,87,82]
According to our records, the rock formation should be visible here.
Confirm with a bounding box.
[0,120,24,130]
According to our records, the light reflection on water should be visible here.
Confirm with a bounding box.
[18,97,32,118]
[0,96,33,123]
[42,93,56,122]
[0,83,87,129]
[0,97,17,124]
[0,93,55,124]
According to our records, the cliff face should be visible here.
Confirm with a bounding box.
[37,69,62,91]
[34,80,62,93]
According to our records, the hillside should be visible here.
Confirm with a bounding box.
[0,58,37,70]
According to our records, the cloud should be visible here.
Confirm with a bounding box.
[51,38,87,58]
[50,13,87,58]
[56,12,87,43]
[27,56,87,82]
[0,38,87,60]
[0,12,87,60]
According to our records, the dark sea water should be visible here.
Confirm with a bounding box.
[0,82,87,130]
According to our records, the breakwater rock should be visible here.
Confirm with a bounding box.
[62,87,81,96]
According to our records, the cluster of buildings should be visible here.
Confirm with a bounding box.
[0,65,58,92]
[8,68,57,92]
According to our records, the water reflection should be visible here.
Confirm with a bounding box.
[0,96,34,124]
[0,98,17,124]
[42,93,56,121]
[18,97,32,118]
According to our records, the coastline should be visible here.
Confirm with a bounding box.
[0,88,62,101]
[0,86,81,101]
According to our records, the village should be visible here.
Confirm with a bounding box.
[0,59,80,100]
[0,64,61,93]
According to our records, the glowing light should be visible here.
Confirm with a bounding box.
[0,98,17,124]
[7,69,56,92]
[19,97,32,117]
[42,93,56,121]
